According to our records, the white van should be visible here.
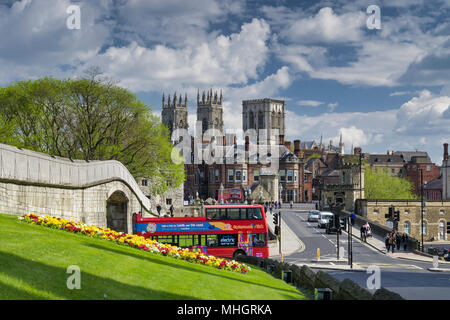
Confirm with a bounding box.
[318,211,334,228]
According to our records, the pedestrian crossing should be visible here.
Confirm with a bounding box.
[353,262,423,270]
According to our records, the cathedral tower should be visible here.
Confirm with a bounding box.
[161,92,189,143]
[242,98,285,145]
[196,89,224,141]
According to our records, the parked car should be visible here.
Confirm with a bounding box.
[308,210,320,222]
[318,212,334,228]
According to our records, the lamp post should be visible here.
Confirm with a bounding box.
[220,183,224,205]
[278,183,283,261]
[420,169,424,252]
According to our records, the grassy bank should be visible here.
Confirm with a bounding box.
[0,214,306,300]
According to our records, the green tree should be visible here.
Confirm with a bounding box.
[365,165,417,199]
[0,71,184,195]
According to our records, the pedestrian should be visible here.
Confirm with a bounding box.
[385,233,391,253]
[169,204,174,217]
[274,201,278,209]
[395,232,401,251]
[389,234,395,253]
[360,225,366,242]
[269,205,273,215]
[156,204,162,216]
[402,233,409,251]
[351,212,356,226]
[290,200,293,209]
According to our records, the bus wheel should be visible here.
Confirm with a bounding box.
[233,250,246,259]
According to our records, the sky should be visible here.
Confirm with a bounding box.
[0,0,449,164]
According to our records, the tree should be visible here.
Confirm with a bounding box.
[0,71,184,195]
[364,165,417,199]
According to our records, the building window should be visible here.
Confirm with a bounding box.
[440,209,445,215]
[209,169,214,183]
[253,169,259,182]
[403,221,410,234]
[422,221,427,235]
[141,179,148,186]
[279,170,285,182]
[426,165,431,172]
[243,170,247,182]
[287,170,293,182]
[373,209,379,215]
[294,170,298,182]
[439,221,446,240]
[215,169,220,182]
[235,170,242,182]
[405,210,410,215]
[166,198,172,205]
[227,169,234,182]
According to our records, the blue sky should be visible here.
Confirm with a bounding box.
[0,0,449,164]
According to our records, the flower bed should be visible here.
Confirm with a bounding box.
[19,214,250,274]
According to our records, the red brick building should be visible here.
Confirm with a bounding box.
[405,156,441,196]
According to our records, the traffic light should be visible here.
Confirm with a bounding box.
[274,225,280,236]
[273,213,279,225]
[394,210,400,221]
[385,206,393,219]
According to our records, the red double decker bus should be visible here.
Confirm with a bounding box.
[133,205,269,258]
[217,188,242,203]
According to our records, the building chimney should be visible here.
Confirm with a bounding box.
[294,140,301,158]
[245,136,249,152]
[444,143,449,161]
[284,141,291,151]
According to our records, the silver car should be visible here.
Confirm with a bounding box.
[318,211,334,228]
[307,210,320,222]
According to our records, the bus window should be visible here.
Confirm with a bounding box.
[247,207,262,220]
[206,234,218,247]
[206,208,220,220]
[157,235,174,245]
[252,233,266,247]
[178,235,194,247]
[226,208,241,220]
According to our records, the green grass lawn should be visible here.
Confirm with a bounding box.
[0,214,307,300]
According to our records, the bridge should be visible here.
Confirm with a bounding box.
[0,143,154,233]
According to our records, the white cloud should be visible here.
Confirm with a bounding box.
[296,100,324,107]
[83,18,271,92]
[282,7,366,44]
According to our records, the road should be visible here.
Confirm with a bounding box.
[281,209,450,300]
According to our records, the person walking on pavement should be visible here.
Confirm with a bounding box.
[290,200,293,209]
[156,204,162,217]
[351,212,356,226]
[389,234,395,253]
[395,232,401,251]
[360,224,366,242]
[402,232,409,251]
[385,233,391,253]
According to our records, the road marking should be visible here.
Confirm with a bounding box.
[353,262,423,270]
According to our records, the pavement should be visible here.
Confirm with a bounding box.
[268,209,450,272]
[346,222,450,265]
[266,210,305,258]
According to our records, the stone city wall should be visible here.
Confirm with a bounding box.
[0,143,154,232]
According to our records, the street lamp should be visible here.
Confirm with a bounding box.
[279,183,283,206]
[420,169,424,252]
[220,183,224,205]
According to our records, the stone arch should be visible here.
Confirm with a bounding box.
[106,190,129,233]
